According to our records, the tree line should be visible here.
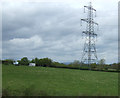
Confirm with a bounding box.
[1,57,119,72]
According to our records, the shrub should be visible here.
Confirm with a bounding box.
[2,59,14,65]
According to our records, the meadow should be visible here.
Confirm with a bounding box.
[2,65,118,96]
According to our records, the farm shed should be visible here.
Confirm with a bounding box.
[29,63,35,67]
[13,61,19,66]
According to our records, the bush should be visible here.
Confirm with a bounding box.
[2,59,14,65]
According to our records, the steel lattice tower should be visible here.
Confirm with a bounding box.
[81,2,98,66]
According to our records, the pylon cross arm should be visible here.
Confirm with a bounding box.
[81,19,98,25]
[84,6,96,11]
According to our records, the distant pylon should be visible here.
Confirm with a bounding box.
[81,2,98,67]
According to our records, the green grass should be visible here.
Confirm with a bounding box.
[2,65,118,96]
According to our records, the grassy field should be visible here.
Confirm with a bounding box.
[2,65,118,96]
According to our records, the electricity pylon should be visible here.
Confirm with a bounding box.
[81,2,98,67]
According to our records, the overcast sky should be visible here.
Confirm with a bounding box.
[2,0,119,64]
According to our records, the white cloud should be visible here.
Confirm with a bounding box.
[9,35,43,49]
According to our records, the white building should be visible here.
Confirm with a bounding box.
[13,61,19,65]
[29,63,35,67]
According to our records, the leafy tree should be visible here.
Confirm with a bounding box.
[98,59,106,70]
[19,57,29,66]
[34,58,52,67]
[30,59,35,63]
[35,58,39,66]
[72,60,80,65]
[99,59,105,65]
[40,58,52,67]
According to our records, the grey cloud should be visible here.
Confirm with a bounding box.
[2,1,118,63]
